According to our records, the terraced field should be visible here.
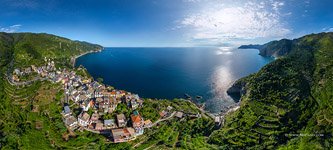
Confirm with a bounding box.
[130,118,217,150]
[3,79,41,107]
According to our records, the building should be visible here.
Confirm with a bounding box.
[96,97,104,103]
[95,122,104,130]
[12,75,19,82]
[167,106,173,111]
[78,112,90,127]
[130,99,139,110]
[159,110,168,118]
[111,128,135,143]
[90,112,100,123]
[116,114,127,127]
[143,120,152,128]
[82,99,94,111]
[64,116,78,128]
[31,65,37,72]
[104,119,117,128]
[63,105,71,116]
[131,113,144,135]
[175,111,184,118]
[14,69,21,76]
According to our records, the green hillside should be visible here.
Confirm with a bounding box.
[209,32,333,149]
[0,32,102,69]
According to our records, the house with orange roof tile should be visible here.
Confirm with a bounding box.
[131,112,144,135]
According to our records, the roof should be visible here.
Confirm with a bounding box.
[65,116,77,125]
[175,111,184,118]
[91,113,99,121]
[64,106,71,114]
[122,127,135,136]
[112,128,125,140]
[117,114,126,120]
[131,114,142,124]
[104,119,115,125]
[111,128,135,140]
[96,97,103,103]
[133,110,139,116]
[80,112,90,121]
[214,116,221,122]
[95,122,103,129]
[144,120,152,125]
[159,110,167,117]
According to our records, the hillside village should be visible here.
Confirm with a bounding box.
[9,58,193,143]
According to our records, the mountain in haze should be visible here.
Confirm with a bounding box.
[239,39,293,57]
[211,32,333,149]
[238,44,263,50]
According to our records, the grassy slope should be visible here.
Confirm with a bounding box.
[209,32,333,149]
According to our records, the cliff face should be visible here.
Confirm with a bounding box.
[226,75,253,102]
[210,32,333,149]
[259,39,293,57]
[239,39,293,57]
[229,39,294,101]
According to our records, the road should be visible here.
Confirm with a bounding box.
[145,111,176,129]
[7,76,48,86]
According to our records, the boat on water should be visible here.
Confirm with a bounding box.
[196,95,203,99]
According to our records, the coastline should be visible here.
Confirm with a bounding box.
[72,48,104,67]
[72,47,241,125]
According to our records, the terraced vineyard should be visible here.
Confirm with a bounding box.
[209,32,333,149]
[3,79,41,106]
[130,118,217,150]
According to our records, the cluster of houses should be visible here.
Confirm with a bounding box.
[12,58,56,82]
[11,60,203,143]
[11,60,152,143]
[55,67,154,143]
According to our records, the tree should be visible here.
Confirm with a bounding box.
[97,77,104,83]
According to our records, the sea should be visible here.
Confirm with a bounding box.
[75,47,273,113]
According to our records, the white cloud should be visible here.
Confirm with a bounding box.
[182,0,204,2]
[178,1,290,44]
[0,24,22,33]
[271,1,284,11]
[322,27,333,32]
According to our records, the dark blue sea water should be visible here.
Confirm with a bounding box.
[75,47,273,113]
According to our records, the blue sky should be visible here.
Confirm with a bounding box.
[1,0,333,47]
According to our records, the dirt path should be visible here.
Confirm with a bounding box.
[145,111,176,128]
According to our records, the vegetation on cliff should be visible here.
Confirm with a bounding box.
[0,32,102,69]
[209,32,333,149]
[239,39,293,57]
